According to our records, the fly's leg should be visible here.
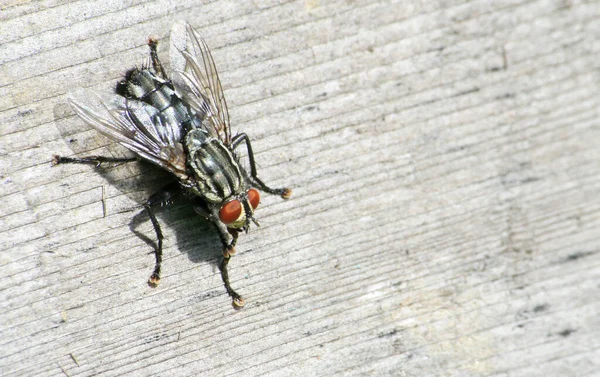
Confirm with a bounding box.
[219,250,246,308]
[231,133,292,199]
[52,155,137,167]
[147,38,167,79]
[218,228,245,308]
[193,201,245,308]
[192,201,238,256]
[215,224,245,308]
[145,183,180,286]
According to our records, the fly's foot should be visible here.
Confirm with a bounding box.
[232,295,246,309]
[148,272,161,287]
[280,188,293,199]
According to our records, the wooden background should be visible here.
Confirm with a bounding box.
[1,0,599,376]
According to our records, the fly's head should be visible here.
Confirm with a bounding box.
[218,188,261,231]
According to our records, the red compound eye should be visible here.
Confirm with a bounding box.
[219,200,242,224]
[248,188,260,209]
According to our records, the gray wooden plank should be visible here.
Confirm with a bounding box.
[1,0,599,376]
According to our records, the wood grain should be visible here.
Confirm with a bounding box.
[1,0,599,376]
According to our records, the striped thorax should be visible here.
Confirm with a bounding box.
[184,129,244,204]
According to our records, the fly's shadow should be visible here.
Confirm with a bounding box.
[53,101,223,276]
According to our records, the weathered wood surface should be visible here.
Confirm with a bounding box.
[1,0,599,376]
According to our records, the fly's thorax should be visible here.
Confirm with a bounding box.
[184,129,244,204]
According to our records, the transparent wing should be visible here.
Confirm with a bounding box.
[170,21,231,144]
[68,88,188,179]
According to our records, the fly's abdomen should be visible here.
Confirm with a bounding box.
[185,130,243,203]
[117,69,201,135]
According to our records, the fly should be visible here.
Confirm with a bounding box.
[53,22,292,308]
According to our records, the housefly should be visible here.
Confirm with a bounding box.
[53,21,292,308]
